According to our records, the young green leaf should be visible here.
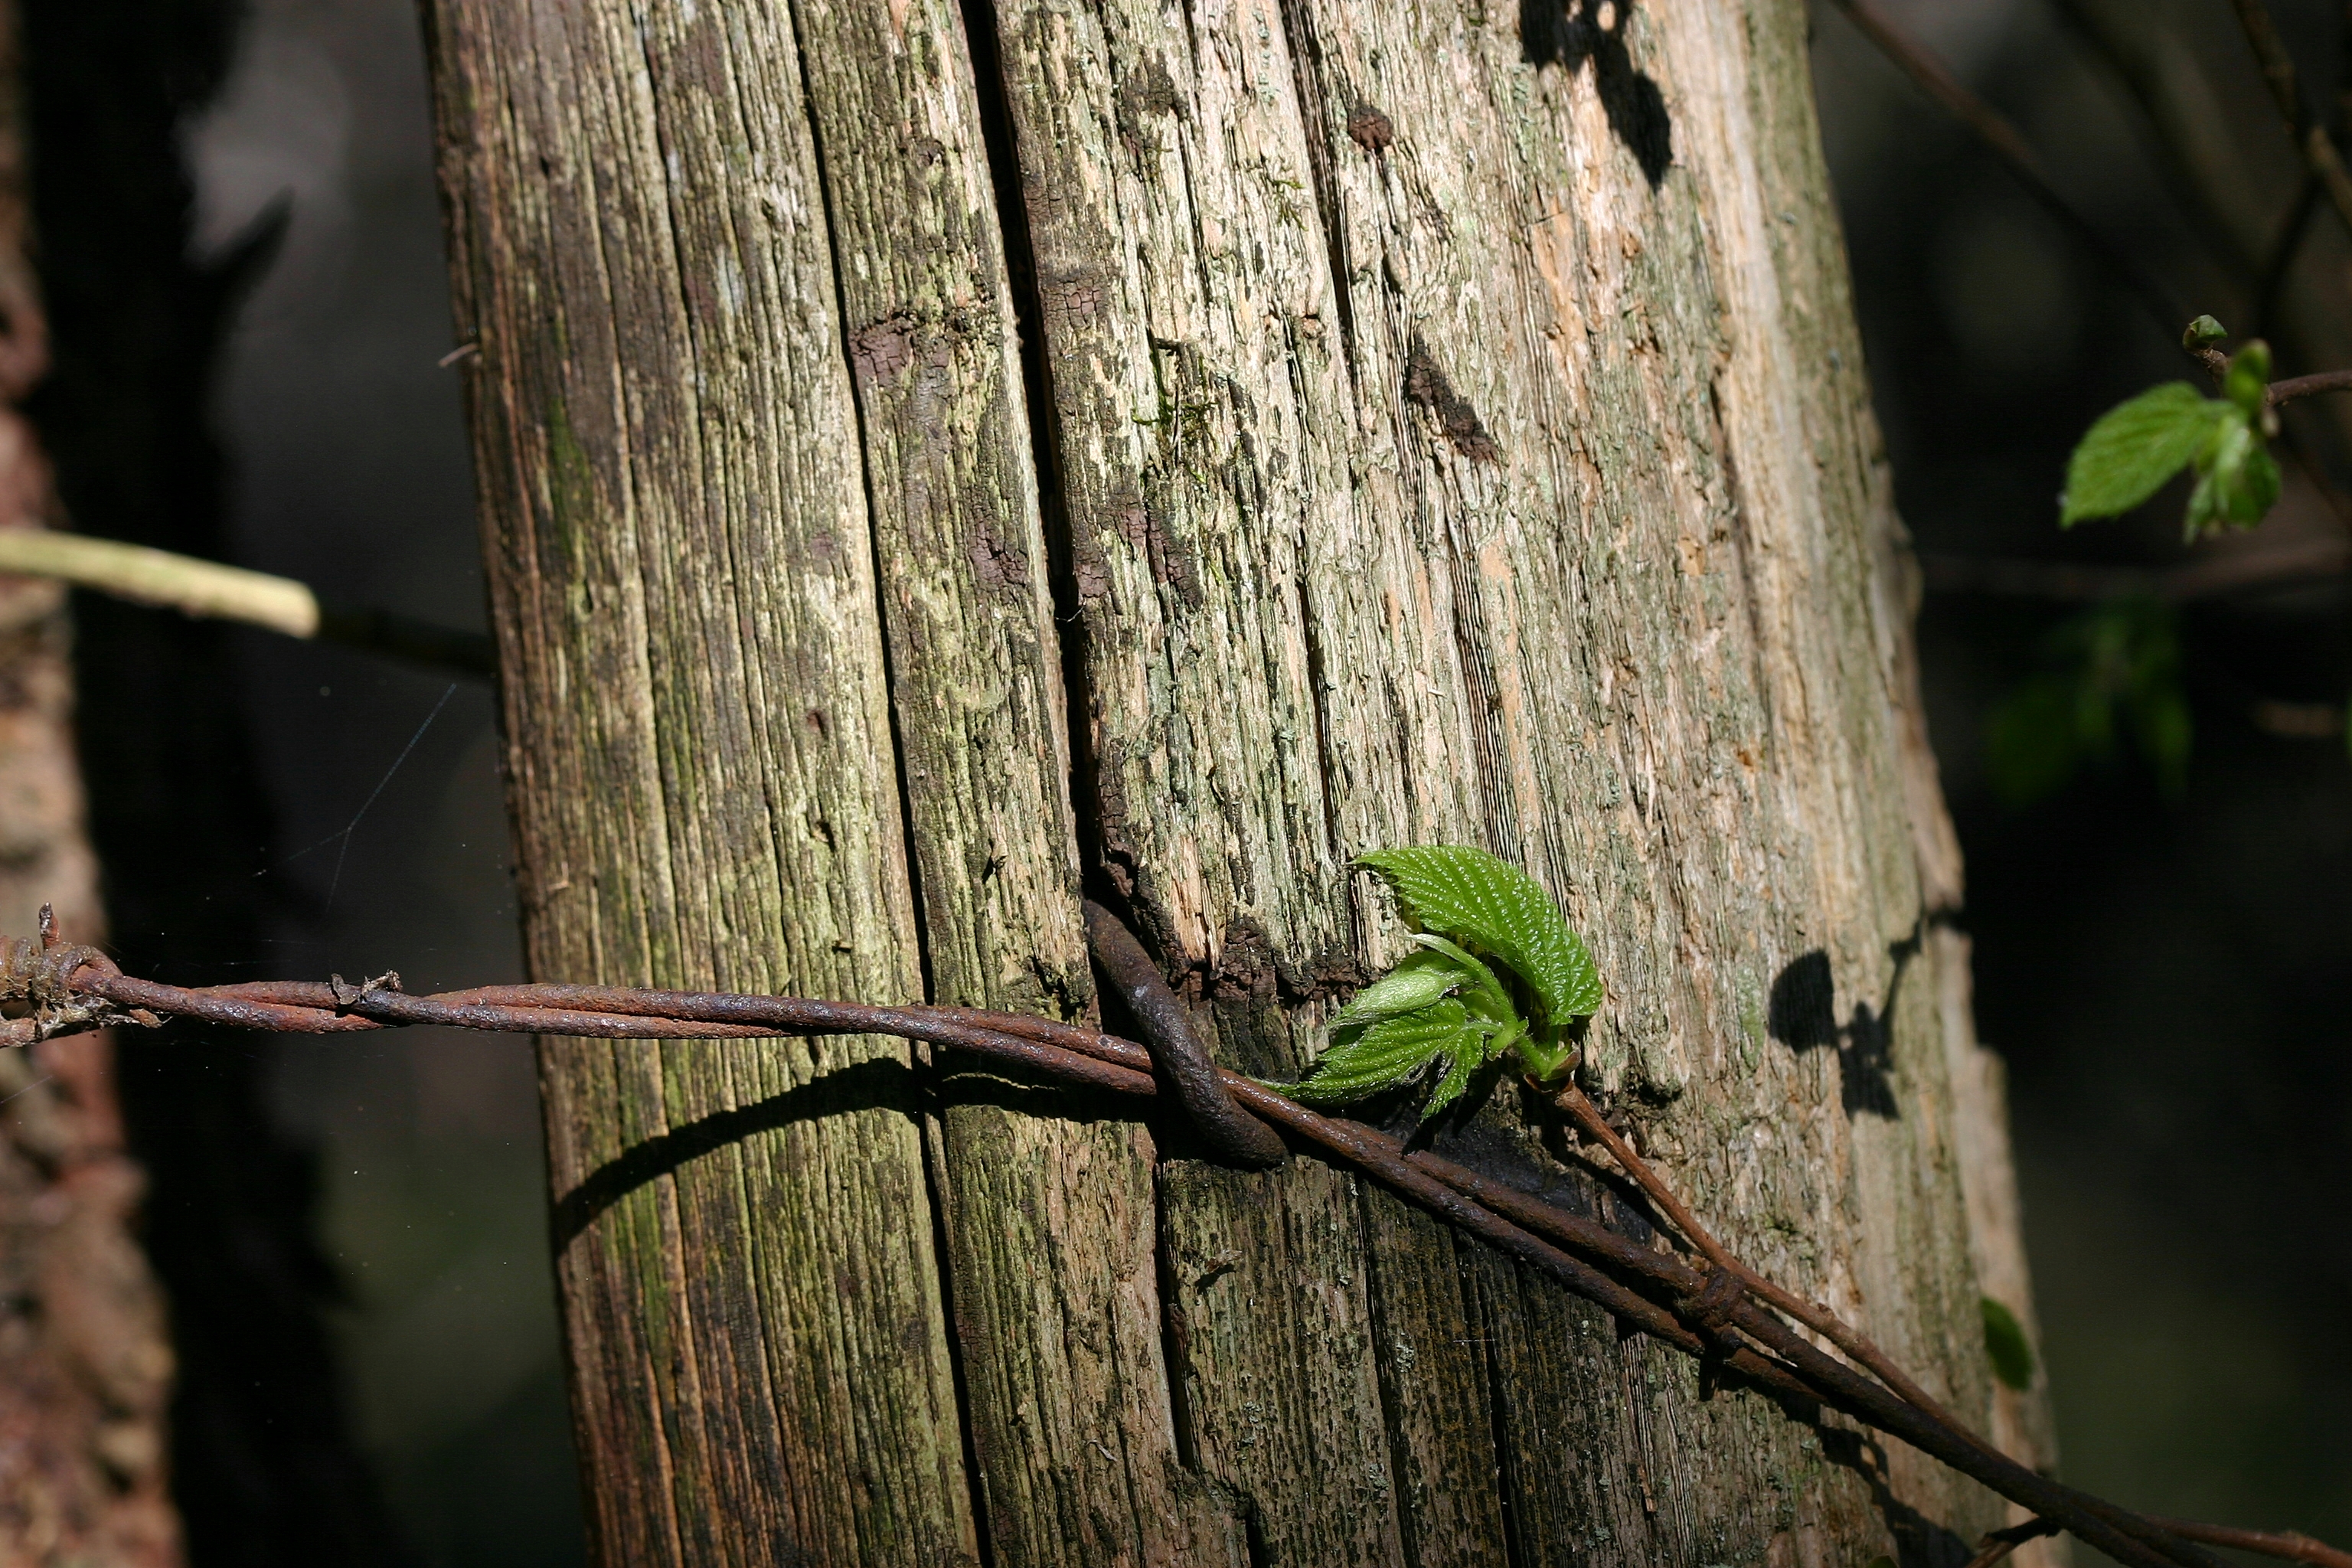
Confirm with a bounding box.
[2184,411,2281,538]
[1980,1296,2036,1391]
[1406,933,1518,1024]
[2223,338,2272,416]
[1423,1014,1496,1118]
[2181,314,2227,350]
[1289,1001,1478,1107]
[1356,846,1602,1021]
[2060,382,2225,525]
[1328,949,1466,1029]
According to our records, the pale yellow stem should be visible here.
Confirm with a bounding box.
[0,529,319,639]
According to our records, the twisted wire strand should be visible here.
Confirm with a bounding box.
[8,916,2342,1568]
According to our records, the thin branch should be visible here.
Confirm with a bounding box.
[2267,368,2352,405]
[1537,1083,2281,1568]
[2255,174,2321,339]
[2047,0,2263,286]
[2153,1516,2352,1568]
[1550,1082,1995,1453]
[2249,697,2346,739]
[1919,539,2349,603]
[2229,0,2352,238]
[0,527,321,636]
[1822,0,2188,337]
[2234,0,2309,144]
[0,527,494,678]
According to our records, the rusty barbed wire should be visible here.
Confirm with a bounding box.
[5,905,2345,1568]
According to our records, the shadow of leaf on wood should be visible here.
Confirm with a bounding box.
[1768,926,1928,1121]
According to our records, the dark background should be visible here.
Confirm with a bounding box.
[1815,0,2351,1546]
[18,0,2347,1562]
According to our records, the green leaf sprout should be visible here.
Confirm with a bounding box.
[1283,846,1600,1119]
[2060,328,2282,540]
[1980,1296,2037,1391]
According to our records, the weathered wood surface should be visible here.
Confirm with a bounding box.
[422,0,2056,1560]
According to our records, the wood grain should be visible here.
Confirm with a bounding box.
[421,0,2055,1560]
[424,1,973,1558]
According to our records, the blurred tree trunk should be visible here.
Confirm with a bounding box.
[19,0,415,1560]
[423,0,2058,1562]
[0,2,178,1559]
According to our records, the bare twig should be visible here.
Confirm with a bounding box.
[1821,0,2188,336]
[1536,1083,2275,1568]
[2047,0,2264,286]
[1919,539,2349,603]
[2229,0,2352,237]
[2267,368,2352,405]
[1543,1077,2347,1568]
[1550,1081,1991,1449]
[0,528,322,636]
[0,528,493,678]
[315,606,495,679]
[2250,698,2346,739]
[2254,175,2320,338]
[2153,1516,2352,1568]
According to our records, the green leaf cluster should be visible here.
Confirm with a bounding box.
[2060,335,2279,540]
[1286,847,1601,1120]
[1984,597,2190,806]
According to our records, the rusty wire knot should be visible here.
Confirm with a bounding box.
[327,971,404,1009]
[1080,900,1285,1169]
[0,904,158,1047]
[1677,1263,1749,1345]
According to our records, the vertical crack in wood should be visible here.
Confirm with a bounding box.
[1354,1182,1429,1568]
[1272,0,1361,377]
[778,0,992,1554]
[1242,1503,1276,1568]
[1707,368,1775,740]
[1277,318,1348,871]
[1149,1156,1204,1470]
[916,1073,1001,1568]
[956,2,1247,1559]
[957,0,1106,897]
[1445,524,1522,867]
[599,30,694,958]
[777,0,938,1012]
[1472,1250,1531,1568]
[1290,525,1345,871]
